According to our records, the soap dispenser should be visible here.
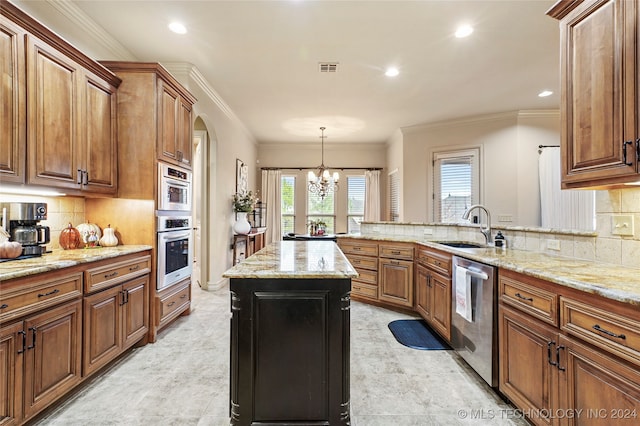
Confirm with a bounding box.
[494,231,506,248]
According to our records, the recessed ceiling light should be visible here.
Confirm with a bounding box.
[168,22,187,35]
[538,90,553,97]
[455,24,473,38]
[385,67,399,77]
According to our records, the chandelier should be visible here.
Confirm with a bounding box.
[307,127,339,199]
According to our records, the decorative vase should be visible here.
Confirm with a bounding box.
[234,212,251,235]
[99,224,119,247]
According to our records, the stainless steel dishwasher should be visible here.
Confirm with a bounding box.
[450,255,498,387]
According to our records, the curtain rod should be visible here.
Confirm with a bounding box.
[260,167,383,171]
[538,145,560,149]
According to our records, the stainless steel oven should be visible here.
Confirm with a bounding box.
[158,163,192,212]
[157,213,193,291]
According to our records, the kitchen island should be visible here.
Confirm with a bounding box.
[222,240,357,426]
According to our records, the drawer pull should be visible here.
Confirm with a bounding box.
[515,293,533,302]
[129,265,140,271]
[37,289,59,298]
[167,301,176,307]
[390,260,399,265]
[391,250,401,255]
[180,294,187,299]
[353,247,361,251]
[104,271,119,279]
[353,260,361,264]
[0,303,8,309]
[592,324,626,340]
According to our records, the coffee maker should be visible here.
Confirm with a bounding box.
[0,202,51,256]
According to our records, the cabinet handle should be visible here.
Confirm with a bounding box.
[37,289,59,298]
[27,327,36,350]
[83,170,89,185]
[77,169,83,184]
[124,289,129,304]
[547,341,557,367]
[17,330,26,354]
[119,291,126,306]
[180,294,187,299]
[167,301,176,307]
[592,324,626,340]
[0,303,8,309]
[623,141,634,166]
[129,265,140,271]
[390,260,399,265]
[104,271,119,279]
[427,275,432,288]
[514,293,533,302]
[555,345,565,371]
[636,138,640,161]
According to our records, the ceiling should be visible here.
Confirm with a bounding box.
[14,0,560,144]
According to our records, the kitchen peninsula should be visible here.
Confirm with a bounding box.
[223,241,357,426]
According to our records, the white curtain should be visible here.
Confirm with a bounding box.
[364,170,381,222]
[539,148,595,231]
[261,169,281,244]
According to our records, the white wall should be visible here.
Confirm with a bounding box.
[399,110,559,226]
[385,129,404,221]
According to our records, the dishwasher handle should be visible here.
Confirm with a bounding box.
[464,268,489,281]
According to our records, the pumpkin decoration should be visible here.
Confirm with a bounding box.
[0,228,22,258]
[59,223,82,250]
[76,222,102,246]
[99,224,118,247]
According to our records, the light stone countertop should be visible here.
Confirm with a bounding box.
[223,240,358,279]
[340,234,640,306]
[0,245,153,282]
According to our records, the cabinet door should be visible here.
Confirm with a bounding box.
[178,98,192,167]
[81,71,117,194]
[499,305,559,426]
[83,286,121,377]
[430,271,451,342]
[378,258,413,308]
[558,335,640,426]
[415,264,432,321]
[122,275,149,350]
[0,322,24,425]
[26,35,81,189]
[22,300,82,420]
[157,79,179,164]
[559,0,639,187]
[0,16,25,184]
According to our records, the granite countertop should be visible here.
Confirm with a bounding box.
[0,245,153,282]
[339,234,640,306]
[223,240,358,279]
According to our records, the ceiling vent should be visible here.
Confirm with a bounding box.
[319,62,339,73]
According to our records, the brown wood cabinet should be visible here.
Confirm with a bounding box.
[414,246,451,341]
[499,268,640,425]
[158,79,193,167]
[548,0,640,188]
[337,239,379,302]
[0,321,24,426]
[0,14,26,184]
[378,243,414,308]
[156,278,191,331]
[1,2,120,195]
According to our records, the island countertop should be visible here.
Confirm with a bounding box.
[222,240,358,279]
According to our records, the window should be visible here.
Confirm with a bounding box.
[281,175,295,234]
[388,170,399,222]
[347,176,365,233]
[433,148,480,223]
[307,190,335,234]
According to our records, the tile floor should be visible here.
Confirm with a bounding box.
[34,285,529,426]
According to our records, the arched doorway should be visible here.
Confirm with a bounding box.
[193,117,212,289]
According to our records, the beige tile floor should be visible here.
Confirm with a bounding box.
[34,285,529,426]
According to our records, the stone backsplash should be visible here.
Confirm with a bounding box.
[362,188,640,269]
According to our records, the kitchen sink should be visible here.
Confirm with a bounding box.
[435,241,485,249]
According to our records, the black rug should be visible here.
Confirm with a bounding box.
[388,319,451,350]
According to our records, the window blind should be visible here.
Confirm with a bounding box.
[389,170,399,222]
[433,149,479,222]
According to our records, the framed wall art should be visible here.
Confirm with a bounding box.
[236,158,248,194]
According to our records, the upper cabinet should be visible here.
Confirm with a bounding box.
[158,79,193,167]
[1,2,120,195]
[548,0,640,188]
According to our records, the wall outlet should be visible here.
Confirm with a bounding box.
[497,214,513,222]
[612,215,634,236]
[546,239,561,251]
[423,228,433,236]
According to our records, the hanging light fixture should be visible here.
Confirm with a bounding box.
[308,127,339,199]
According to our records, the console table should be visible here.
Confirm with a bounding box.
[232,228,266,265]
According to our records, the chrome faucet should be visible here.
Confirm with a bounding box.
[462,204,492,245]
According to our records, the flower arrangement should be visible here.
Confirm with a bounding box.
[232,190,257,212]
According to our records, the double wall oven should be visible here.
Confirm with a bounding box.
[156,163,193,291]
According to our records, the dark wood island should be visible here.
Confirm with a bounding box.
[223,241,357,425]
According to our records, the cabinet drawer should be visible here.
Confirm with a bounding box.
[351,282,377,300]
[338,240,378,257]
[347,254,378,271]
[379,244,414,260]
[159,281,191,322]
[417,248,451,275]
[0,272,82,322]
[354,268,377,286]
[85,255,151,293]
[560,297,640,367]
[500,275,558,326]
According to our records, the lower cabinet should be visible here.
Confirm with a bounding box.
[156,278,191,332]
[378,257,413,308]
[0,322,25,426]
[83,275,149,376]
[414,247,452,341]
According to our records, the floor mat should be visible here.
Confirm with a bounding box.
[388,319,451,350]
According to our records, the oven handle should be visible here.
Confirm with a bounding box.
[158,231,192,242]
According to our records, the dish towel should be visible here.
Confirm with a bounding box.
[455,265,473,322]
